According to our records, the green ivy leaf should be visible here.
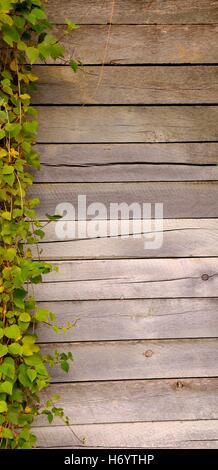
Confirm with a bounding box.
[26,47,39,65]
[19,312,31,323]
[0,129,6,140]
[1,211,11,221]
[1,358,15,379]
[61,360,69,373]
[13,288,27,309]
[2,427,14,439]
[5,123,22,138]
[27,369,37,382]
[0,345,8,358]
[64,19,80,31]
[69,59,79,72]
[2,25,20,46]
[4,325,21,341]
[8,343,23,356]
[26,7,47,25]
[0,401,8,413]
[0,381,13,395]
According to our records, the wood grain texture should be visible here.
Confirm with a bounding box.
[35,142,218,182]
[46,25,218,64]
[35,258,218,300]
[34,420,218,449]
[36,298,218,342]
[31,182,218,219]
[33,66,218,105]
[37,106,218,143]
[36,142,218,164]
[42,339,218,382]
[35,219,218,259]
[36,378,218,425]
[35,143,218,183]
[46,0,218,25]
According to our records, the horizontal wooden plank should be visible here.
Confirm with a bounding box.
[35,143,218,182]
[35,258,218,300]
[36,378,218,425]
[36,163,218,183]
[36,143,218,166]
[42,339,218,382]
[31,182,218,219]
[33,66,218,105]
[46,0,218,25]
[41,218,218,241]
[46,25,218,64]
[34,420,218,449]
[35,298,218,342]
[37,106,218,143]
[35,221,218,260]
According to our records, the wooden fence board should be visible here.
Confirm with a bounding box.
[36,378,218,425]
[46,25,218,64]
[42,339,218,382]
[31,182,218,219]
[46,0,218,25]
[36,143,218,165]
[37,106,218,143]
[35,142,218,182]
[36,298,218,342]
[35,219,218,261]
[34,420,218,449]
[34,258,218,300]
[33,66,218,105]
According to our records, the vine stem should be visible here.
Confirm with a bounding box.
[95,0,116,91]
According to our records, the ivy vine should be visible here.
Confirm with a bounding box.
[0,0,78,449]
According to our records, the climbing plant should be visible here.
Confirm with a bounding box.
[0,0,79,449]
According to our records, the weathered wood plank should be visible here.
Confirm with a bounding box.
[37,106,218,143]
[42,339,218,382]
[33,66,218,105]
[36,143,218,166]
[35,221,218,259]
[36,163,218,183]
[34,420,218,449]
[47,25,218,64]
[36,378,218,425]
[41,219,218,242]
[35,298,218,342]
[35,142,218,182]
[35,258,218,300]
[36,294,215,343]
[46,0,218,25]
[31,182,218,219]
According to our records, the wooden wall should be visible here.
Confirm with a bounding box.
[32,1,218,448]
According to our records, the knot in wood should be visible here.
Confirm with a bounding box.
[176,380,184,389]
[201,273,209,281]
[144,349,153,358]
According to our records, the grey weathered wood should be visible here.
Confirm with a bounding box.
[41,218,218,241]
[35,142,218,182]
[37,106,218,143]
[46,0,218,25]
[36,163,218,183]
[36,143,218,166]
[33,66,218,105]
[42,339,218,382]
[35,258,218,300]
[35,378,218,425]
[34,420,218,448]
[31,182,218,219]
[35,298,218,342]
[45,25,218,64]
[34,219,218,260]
